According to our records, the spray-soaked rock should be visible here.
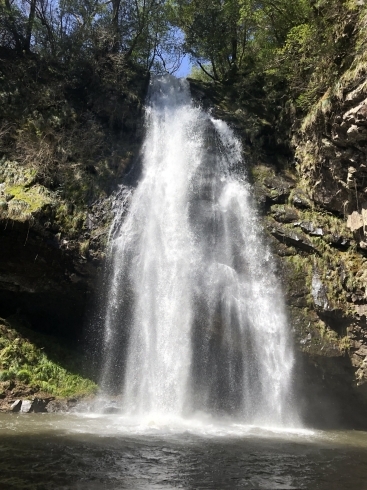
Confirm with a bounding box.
[10,399,21,412]
[20,400,33,413]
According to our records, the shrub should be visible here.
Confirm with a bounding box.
[17,369,31,384]
[0,369,16,381]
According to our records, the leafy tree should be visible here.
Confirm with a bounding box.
[0,0,180,74]
[172,0,312,83]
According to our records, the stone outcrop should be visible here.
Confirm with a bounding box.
[2,395,81,413]
[0,185,125,338]
[269,221,321,255]
[0,54,149,341]
[250,164,367,427]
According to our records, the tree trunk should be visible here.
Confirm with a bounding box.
[25,0,37,52]
[111,0,121,52]
[4,0,25,53]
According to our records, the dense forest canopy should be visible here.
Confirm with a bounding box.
[174,0,311,81]
[0,0,182,72]
[1,0,362,109]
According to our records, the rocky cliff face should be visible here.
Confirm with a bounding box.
[189,39,367,427]
[0,52,149,342]
[252,162,367,428]
[0,52,149,405]
[283,10,367,424]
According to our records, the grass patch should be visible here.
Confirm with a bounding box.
[0,317,97,398]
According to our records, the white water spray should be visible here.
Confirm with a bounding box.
[101,76,299,428]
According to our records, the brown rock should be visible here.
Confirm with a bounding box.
[347,211,363,232]
[355,345,367,357]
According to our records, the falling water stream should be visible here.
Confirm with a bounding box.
[2,76,367,490]
[101,75,298,429]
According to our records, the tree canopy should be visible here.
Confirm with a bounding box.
[0,0,363,111]
[171,0,311,82]
[0,0,182,72]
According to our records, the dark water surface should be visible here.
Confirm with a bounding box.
[1,414,367,490]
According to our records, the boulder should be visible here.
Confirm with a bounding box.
[312,273,329,311]
[20,400,32,413]
[269,222,320,255]
[291,189,312,209]
[326,234,350,248]
[347,210,366,232]
[102,406,122,414]
[262,175,293,204]
[271,205,299,223]
[31,397,53,412]
[10,399,21,412]
[46,399,69,413]
[297,221,324,236]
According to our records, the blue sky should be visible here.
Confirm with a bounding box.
[175,54,192,78]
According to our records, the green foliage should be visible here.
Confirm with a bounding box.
[0,47,147,242]
[0,0,181,74]
[280,0,361,113]
[189,64,214,82]
[170,0,365,154]
[172,0,312,83]
[0,369,16,381]
[16,369,31,383]
[0,318,97,397]
[277,23,318,109]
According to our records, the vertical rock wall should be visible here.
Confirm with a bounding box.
[189,65,367,428]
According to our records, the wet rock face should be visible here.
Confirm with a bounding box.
[269,221,320,254]
[1,396,80,413]
[0,218,98,339]
[189,70,367,427]
[0,181,129,339]
[283,78,367,412]
[249,161,367,419]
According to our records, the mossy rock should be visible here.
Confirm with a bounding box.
[5,183,53,218]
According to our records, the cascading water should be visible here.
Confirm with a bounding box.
[100,75,299,428]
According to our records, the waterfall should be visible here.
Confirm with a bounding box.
[100,75,299,428]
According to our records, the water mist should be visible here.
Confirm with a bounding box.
[100,76,299,428]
